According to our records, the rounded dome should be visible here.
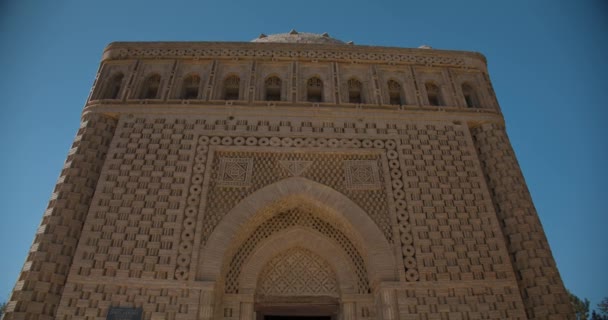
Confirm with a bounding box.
[252,30,346,45]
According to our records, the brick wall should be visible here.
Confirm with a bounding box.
[4,113,117,320]
[470,123,574,319]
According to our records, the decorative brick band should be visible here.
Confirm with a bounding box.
[104,43,480,69]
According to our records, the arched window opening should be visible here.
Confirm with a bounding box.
[182,74,201,99]
[104,73,124,99]
[307,77,323,102]
[425,82,442,106]
[387,80,403,105]
[224,75,240,100]
[348,78,363,103]
[140,74,161,99]
[462,83,479,108]
[265,76,281,101]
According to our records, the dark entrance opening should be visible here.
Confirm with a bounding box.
[265,317,331,320]
[255,298,338,320]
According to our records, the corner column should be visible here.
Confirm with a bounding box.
[470,122,574,319]
[4,113,118,320]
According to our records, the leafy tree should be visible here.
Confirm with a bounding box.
[0,301,5,317]
[591,310,608,320]
[592,297,608,320]
[569,290,590,320]
[600,297,608,315]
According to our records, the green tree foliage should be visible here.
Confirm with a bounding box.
[569,290,590,320]
[591,310,608,320]
[0,301,6,317]
[592,297,608,320]
[600,297,608,315]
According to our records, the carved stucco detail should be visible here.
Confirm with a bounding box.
[217,157,253,187]
[257,247,338,297]
[344,160,381,190]
[278,160,313,177]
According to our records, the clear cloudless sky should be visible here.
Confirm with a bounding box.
[0,0,606,312]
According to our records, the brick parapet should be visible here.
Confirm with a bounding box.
[101,41,488,71]
[470,122,574,319]
[3,113,118,320]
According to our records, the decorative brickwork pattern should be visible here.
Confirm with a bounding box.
[471,123,573,319]
[201,147,392,245]
[224,206,370,294]
[380,138,420,282]
[106,43,471,68]
[70,117,196,281]
[343,160,381,190]
[277,160,312,176]
[257,247,339,297]
[216,157,253,187]
[174,135,209,281]
[4,114,117,320]
[396,285,527,319]
[399,123,514,283]
[56,282,200,320]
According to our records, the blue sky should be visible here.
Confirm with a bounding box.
[0,0,606,311]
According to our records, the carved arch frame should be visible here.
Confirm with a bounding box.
[239,227,358,296]
[197,177,398,288]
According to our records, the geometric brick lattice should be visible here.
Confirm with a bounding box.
[200,147,393,248]
[224,205,370,294]
[4,113,117,319]
[72,118,196,281]
[257,247,339,297]
[396,285,526,319]
[56,282,200,319]
[399,123,513,283]
[471,123,572,318]
[277,160,313,177]
[343,160,381,190]
[216,157,254,187]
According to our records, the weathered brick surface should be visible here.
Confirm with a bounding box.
[470,123,574,319]
[4,113,117,320]
[397,284,527,319]
[55,282,200,320]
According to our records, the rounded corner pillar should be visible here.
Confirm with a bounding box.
[197,177,398,287]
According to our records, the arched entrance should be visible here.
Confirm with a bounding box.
[197,177,397,320]
[254,246,340,319]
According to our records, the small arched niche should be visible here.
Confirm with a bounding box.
[140,73,161,99]
[223,75,241,100]
[181,74,201,99]
[306,77,323,102]
[102,72,124,99]
[387,79,404,105]
[461,82,479,108]
[347,78,363,103]
[425,82,443,106]
[264,76,282,101]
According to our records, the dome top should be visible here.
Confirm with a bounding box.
[252,30,347,45]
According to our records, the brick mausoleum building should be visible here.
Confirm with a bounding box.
[4,31,574,320]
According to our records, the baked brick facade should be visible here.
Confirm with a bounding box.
[3,32,573,320]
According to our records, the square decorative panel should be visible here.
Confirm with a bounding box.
[217,157,253,187]
[343,160,381,190]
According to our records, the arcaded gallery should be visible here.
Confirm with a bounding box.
[4,31,573,319]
